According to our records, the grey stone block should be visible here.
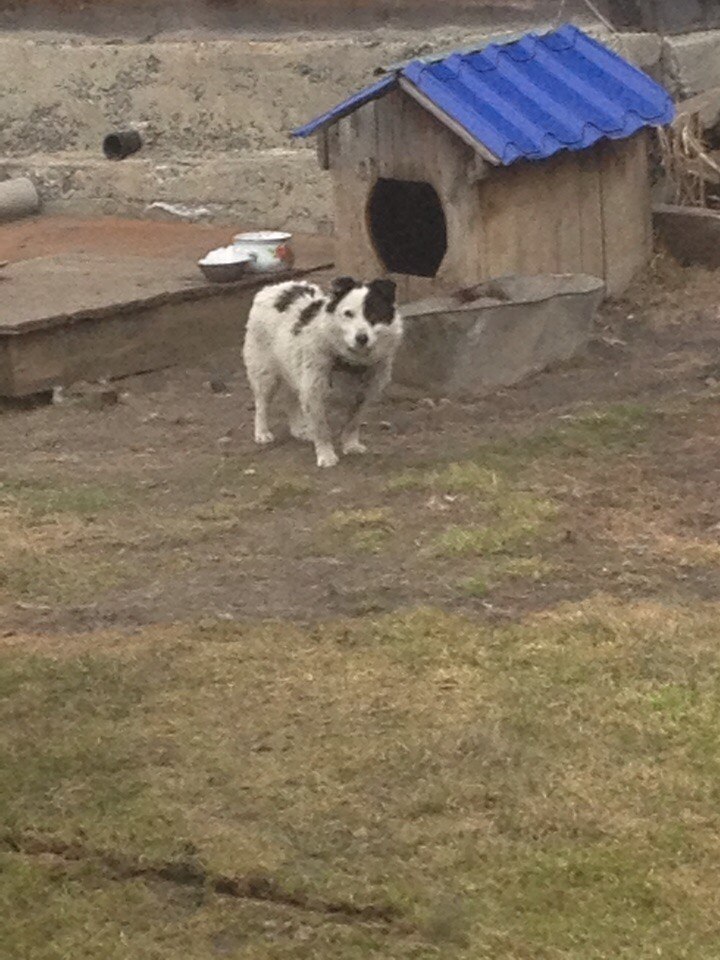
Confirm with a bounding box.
[663,30,720,98]
[600,30,664,80]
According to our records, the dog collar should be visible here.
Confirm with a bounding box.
[332,356,370,376]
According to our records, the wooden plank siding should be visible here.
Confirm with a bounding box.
[597,131,652,295]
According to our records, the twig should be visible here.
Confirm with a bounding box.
[580,0,617,32]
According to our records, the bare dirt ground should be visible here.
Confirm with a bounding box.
[4,224,720,958]
[0,245,719,635]
[0,215,332,267]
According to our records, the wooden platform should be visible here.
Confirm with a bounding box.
[0,252,330,397]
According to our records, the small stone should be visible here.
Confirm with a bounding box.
[418,397,436,409]
[51,386,65,404]
[209,378,230,394]
[379,420,392,430]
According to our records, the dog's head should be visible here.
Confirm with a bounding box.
[326,276,401,362]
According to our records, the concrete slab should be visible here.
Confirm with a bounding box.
[0,248,331,396]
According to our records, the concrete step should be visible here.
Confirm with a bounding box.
[0,150,332,233]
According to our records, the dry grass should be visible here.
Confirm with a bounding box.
[326,508,395,553]
[4,394,720,956]
[4,600,720,957]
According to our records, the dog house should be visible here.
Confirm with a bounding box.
[293,24,675,299]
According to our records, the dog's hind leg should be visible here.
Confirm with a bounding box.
[340,360,391,456]
[247,365,279,445]
[287,397,311,442]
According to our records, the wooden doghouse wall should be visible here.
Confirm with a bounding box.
[326,90,651,298]
[476,131,651,296]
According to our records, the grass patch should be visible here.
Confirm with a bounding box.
[0,476,124,520]
[4,599,720,956]
[258,475,315,510]
[459,556,558,597]
[493,555,559,580]
[387,458,559,565]
[327,508,394,553]
[386,461,502,495]
[386,405,652,493]
[0,550,129,605]
[484,403,653,467]
[458,573,490,598]
[431,495,557,558]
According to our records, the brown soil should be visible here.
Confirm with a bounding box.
[0,215,332,266]
[2,220,720,635]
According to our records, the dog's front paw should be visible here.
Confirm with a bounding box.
[342,438,368,455]
[254,430,275,445]
[316,448,339,469]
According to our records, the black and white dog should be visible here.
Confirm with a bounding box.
[243,276,403,467]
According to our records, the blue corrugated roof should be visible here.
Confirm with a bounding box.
[292,24,674,165]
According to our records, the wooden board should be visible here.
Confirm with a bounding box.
[577,151,605,279]
[598,131,651,295]
[0,254,331,397]
[479,151,600,281]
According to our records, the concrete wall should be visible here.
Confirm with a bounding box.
[0,0,607,34]
[607,0,720,34]
[0,24,667,231]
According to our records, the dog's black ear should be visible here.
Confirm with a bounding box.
[369,278,397,304]
[364,278,397,325]
[327,276,357,312]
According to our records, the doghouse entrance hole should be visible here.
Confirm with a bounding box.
[367,178,447,277]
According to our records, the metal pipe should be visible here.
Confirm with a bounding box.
[103,130,143,160]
